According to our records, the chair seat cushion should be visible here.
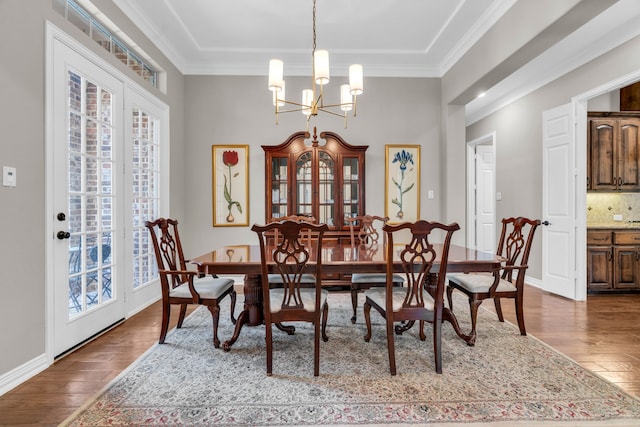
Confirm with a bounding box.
[351,273,404,284]
[364,287,435,312]
[169,276,234,299]
[268,273,317,283]
[447,273,517,293]
[269,288,329,313]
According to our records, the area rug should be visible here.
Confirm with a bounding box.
[62,293,640,426]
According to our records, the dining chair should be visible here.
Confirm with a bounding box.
[345,214,404,323]
[363,220,460,375]
[252,220,330,376]
[447,216,541,345]
[146,218,237,348]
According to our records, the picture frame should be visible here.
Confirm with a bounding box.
[212,145,249,226]
[385,144,420,223]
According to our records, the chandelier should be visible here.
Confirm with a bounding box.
[267,0,363,129]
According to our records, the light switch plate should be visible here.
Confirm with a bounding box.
[613,214,623,221]
[2,166,16,187]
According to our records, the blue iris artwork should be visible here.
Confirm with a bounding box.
[391,149,415,219]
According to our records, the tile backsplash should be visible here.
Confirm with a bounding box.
[587,193,640,224]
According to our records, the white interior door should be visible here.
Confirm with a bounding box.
[51,38,125,356]
[542,103,576,299]
[475,144,495,253]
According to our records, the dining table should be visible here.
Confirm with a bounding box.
[192,241,503,351]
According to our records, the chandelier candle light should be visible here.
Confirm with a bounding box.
[268,0,363,129]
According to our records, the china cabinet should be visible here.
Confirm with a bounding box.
[262,128,368,240]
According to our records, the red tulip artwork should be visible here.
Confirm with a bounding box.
[222,150,242,222]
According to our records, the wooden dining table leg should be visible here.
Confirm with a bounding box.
[221,274,265,351]
[442,307,475,346]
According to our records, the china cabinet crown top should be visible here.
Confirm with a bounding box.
[261,127,368,153]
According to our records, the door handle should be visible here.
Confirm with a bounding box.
[542,220,551,226]
[57,231,71,240]
[57,212,66,221]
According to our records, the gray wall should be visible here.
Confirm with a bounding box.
[181,76,443,257]
[0,0,185,378]
[466,34,640,279]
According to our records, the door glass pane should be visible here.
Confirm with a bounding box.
[65,70,115,318]
[132,108,160,289]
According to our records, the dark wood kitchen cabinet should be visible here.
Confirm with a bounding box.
[588,112,640,191]
[587,229,640,292]
[587,231,613,291]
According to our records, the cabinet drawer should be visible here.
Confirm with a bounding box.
[587,231,612,245]
[613,231,640,245]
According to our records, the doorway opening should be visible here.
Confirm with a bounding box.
[466,132,496,252]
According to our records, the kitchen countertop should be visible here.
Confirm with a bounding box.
[588,223,640,230]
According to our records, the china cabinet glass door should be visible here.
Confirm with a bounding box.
[317,151,335,226]
[270,156,289,218]
[296,152,313,216]
[342,156,360,220]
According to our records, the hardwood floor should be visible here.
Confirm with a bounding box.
[0,286,639,426]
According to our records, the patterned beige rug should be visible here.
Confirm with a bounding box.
[62,293,640,426]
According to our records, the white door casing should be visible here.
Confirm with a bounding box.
[542,103,576,299]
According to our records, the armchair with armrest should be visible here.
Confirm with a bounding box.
[446,216,540,345]
[146,218,237,348]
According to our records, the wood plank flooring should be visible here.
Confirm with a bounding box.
[0,285,639,426]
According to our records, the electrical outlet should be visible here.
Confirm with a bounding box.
[613,214,623,221]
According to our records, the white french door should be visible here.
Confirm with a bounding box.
[51,38,125,356]
[47,24,167,358]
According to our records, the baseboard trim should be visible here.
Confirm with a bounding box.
[0,353,49,397]
[525,275,542,288]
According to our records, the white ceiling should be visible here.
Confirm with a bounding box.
[112,0,640,123]
[113,0,512,77]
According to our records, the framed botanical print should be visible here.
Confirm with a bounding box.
[385,145,420,223]
[212,145,249,226]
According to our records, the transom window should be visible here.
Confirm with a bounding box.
[54,0,160,88]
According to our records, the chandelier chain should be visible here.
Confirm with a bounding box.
[312,0,317,56]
